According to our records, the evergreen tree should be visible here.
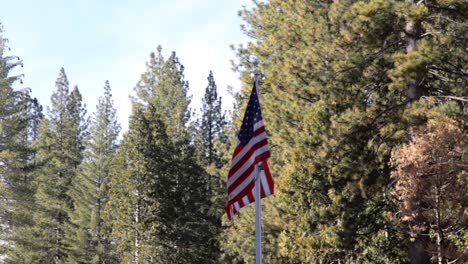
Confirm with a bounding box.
[133,45,191,141]
[28,68,87,262]
[225,0,467,262]
[196,71,226,169]
[193,71,227,261]
[391,115,467,263]
[0,23,44,263]
[2,98,43,264]
[106,106,175,262]
[0,22,28,242]
[107,46,219,263]
[67,85,88,169]
[68,81,120,263]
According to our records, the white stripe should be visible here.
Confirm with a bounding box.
[228,150,256,187]
[254,120,264,130]
[234,202,240,211]
[244,195,253,207]
[242,196,249,205]
[230,131,267,167]
[260,170,271,196]
[254,144,270,160]
[227,120,269,220]
[229,169,256,200]
[228,142,270,187]
[241,193,254,208]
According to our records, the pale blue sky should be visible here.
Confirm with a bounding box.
[1,0,251,131]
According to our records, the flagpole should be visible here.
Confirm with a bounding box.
[255,164,262,264]
[252,57,262,264]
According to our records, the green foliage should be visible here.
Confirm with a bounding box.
[106,47,221,263]
[225,0,467,263]
[391,116,467,263]
[133,45,191,141]
[68,81,120,263]
[26,68,87,262]
[106,107,171,262]
[107,105,216,263]
[193,71,229,262]
[0,2,465,262]
[195,71,227,168]
[0,24,44,263]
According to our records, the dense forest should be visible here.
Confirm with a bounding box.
[0,0,466,263]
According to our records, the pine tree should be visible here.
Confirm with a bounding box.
[1,98,43,264]
[106,106,175,262]
[391,115,467,263]
[27,68,87,262]
[0,23,44,263]
[0,21,28,242]
[68,81,120,263]
[107,46,220,263]
[226,0,467,262]
[196,71,226,169]
[67,85,88,169]
[192,71,227,262]
[133,45,191,141]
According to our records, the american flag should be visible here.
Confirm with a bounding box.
[224,81,273,222]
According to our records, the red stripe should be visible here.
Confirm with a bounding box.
[225,161,274,221]
[230,135,268,172]
[224,202,235,222]
[228,138,269,179]
[247,192,254,202]
[260,180,266,197]
[227,163,255,193]
[231,142,244,159]
[260,161,273,198]
[228,147,255,178]
[227,149,270,198]
[225,120,273,222]
[228,180,255,204]
[231,206,238,221]
[225,183,272,220]
[264,160,274,195]
[231,127,266,158]
[229,138,269,176]
[254,150,270,163]
[227,161,273,204]
[254,126,265,136]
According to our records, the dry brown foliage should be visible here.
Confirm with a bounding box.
[391,118,467,262]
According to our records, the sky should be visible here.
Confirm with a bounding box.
[1,0,252,132]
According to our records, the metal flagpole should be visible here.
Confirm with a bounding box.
[252,57,262,264]
[255,164,262,264]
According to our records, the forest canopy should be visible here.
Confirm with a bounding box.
[0,0,466,263]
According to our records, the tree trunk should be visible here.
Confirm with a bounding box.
[435,184,444,264]
[408,187,430,264]
[405,2,430,263]
[408,178,430,264]
[409,231,430,264]
[404,2,423,100]
[134,192,140,264]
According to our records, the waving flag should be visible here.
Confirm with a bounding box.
[225,81,273,222]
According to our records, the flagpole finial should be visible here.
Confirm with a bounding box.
[251,55,259,67]
[250,55,263,81]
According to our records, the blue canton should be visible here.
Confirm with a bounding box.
[238,82,263,145]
